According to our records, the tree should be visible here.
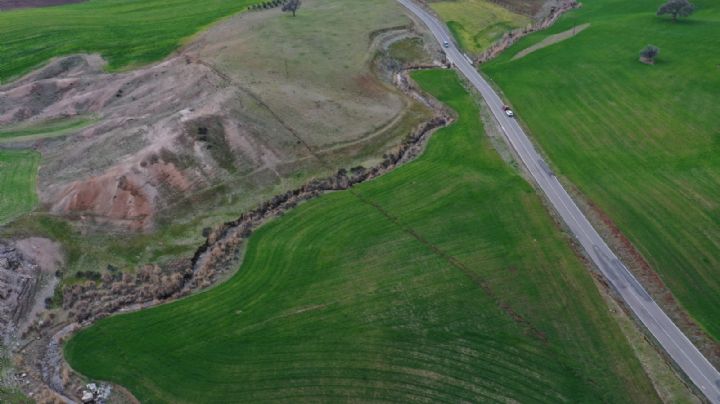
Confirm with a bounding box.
[657,0,695,21]
[282,0,301,16]
[639,45,660,64]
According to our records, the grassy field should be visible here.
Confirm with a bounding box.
[0,117,94,144]
[65,70,658,402]
[0,0,262,82]
[484,0,720,339]
[430,0,529,54]
[193,0,419,148]
[0,150,39,225]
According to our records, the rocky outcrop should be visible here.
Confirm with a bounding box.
[0,238,63,343]
[0,242,39,344]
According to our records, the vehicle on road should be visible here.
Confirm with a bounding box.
[443,40,449,48]
[503,105,514,117]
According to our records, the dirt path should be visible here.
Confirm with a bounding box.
[511,22,590,60]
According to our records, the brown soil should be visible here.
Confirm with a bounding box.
[0,52,318,231]
[0,0,84,10]
[639,57,656,65]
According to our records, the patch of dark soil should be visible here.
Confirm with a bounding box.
[0,0,84,11]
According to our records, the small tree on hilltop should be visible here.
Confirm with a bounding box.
[657,0,695,22]
[282,0,301,16]
[639,45,660,64]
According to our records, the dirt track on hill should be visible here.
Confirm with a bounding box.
[0,0,84,10]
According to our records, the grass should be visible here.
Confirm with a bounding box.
[0,0,262,83]
[430,0,529,54]
[0,117,95,144]
[388,37,432,65]
[65,70,658,403]
[0,388,31,404]
[0,150,40,225]
[484,0,720,340]
[201,0,418,147]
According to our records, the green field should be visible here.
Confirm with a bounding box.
[65,70,657,402]
[0,0,261,82]
[430,0,529,54]
[484,0,720,339]
[0,117,94,144]
[0,150,40,225]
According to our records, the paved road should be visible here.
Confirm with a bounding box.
[397,0,720,401]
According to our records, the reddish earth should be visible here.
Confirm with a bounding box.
[0,0,84,10]
[52,172,153,231]
[1,54,313,231]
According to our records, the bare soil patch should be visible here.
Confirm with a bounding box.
[512,22,590,60]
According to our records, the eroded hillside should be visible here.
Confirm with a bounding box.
[0,0,433,232]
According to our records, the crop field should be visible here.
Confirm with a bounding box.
[484,0,720,339]
[0,117,94,144]
[65,70,657,402]
[0,150,39,225]
[430,0,529,54]
[0,0,261,82]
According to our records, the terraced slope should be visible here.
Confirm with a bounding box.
[484,0,720,340]
[0,150,39,225]
[65,70,657,402]
[0,0,260,82]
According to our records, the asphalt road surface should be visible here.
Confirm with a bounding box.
[397,0,720,401]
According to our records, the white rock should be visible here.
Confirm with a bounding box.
[81,390,94,403]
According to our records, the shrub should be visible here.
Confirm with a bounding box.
[639,45,660,64]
